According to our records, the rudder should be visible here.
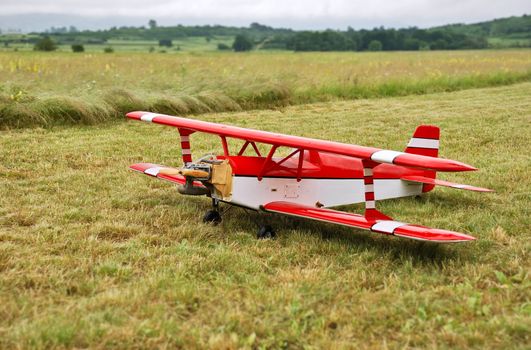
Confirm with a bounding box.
[405,125,439,191]
[405,125,439,158]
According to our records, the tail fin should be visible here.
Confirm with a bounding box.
[405,125,439,192]
[405,125,439,158]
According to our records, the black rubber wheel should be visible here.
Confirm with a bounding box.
[203,210,222,225]
[257,225,276,239]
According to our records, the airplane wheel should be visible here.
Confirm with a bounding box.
[203,210,221,225]
[257,225,276,239]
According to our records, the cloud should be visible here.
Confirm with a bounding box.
[1,0,530,30]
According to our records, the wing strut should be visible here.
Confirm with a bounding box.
[362,160,392,221]
[178,128,195,166]
[257,145,278,181]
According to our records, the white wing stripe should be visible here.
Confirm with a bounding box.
[140,113,158,122]
[144,167,162,176]
[371,220,407,233]
[371,150,404,164]
[407,138,439,149]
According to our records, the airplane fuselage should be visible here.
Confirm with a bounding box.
[214,151,431,210]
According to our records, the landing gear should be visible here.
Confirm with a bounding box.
[257,225,276,239]
[203,210,221,224]
[203,198,222,225]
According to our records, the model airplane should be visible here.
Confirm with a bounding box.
[127,111,492,242]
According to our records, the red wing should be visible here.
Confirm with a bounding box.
[130,163,205,187]
[263,201,475,243]
[401,175,493,192]
[127,111,476,172]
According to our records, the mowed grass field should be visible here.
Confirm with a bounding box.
[0,81,530,348]
[1,50,531,128]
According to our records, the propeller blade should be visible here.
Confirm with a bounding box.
[158,167,209,178]
[158,168,181,176]
[180,169,209,178]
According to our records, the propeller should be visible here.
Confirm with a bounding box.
[158,167,209,178]
[158,153,218,179]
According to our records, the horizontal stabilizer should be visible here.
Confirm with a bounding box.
[263,201,475,243]
[130,163,205,187]
[401,175,493,192]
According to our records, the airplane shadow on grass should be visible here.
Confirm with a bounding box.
[144,191,484,267]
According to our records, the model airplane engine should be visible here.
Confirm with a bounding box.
[156,155,233,200]
[177,163,212,196]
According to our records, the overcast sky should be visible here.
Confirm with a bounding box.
[1,0,530,31]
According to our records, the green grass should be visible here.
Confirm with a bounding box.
[1,50,531,129]
[0,35,235,53]
[0,83,529,348]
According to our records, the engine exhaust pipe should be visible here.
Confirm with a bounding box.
[177,178,210,196]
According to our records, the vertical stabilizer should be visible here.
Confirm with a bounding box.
[405,125,439,158]
[405,125,440,191]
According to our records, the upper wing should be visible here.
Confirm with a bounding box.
[263,201,475,243]
[127,111,476,172]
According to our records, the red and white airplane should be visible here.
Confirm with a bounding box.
[127,111,492,242]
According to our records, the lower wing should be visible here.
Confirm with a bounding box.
[130,163,205,188]
[262,201,475,243]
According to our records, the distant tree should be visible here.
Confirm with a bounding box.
[403,38,421,50]
[368,40,382,51]
[103,46,114,53]
[149,46,155,53]
[419,41,430,51]
[149,19,157,30]
[71,44,84,52]
[431,39,448,50]
[159,39,172,47]
[250,22,272,31]
[69,26,78,33]
[34,36,57,51]
[232,34,253,52]
[205,36,211,42]
[217,43,230,50]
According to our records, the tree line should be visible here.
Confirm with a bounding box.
[13,14,531,52]
[277,27,489,51]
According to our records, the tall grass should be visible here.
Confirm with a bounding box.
[1,50,531,128]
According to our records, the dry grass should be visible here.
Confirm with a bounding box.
[0,83,529,348]
[1,50,531,128]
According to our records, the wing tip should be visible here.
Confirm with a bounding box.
[394,225,476,243]
[126,111,146,120]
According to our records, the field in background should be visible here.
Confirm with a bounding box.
[0,83,529,348]
[1,49,531,128]
[0,35,234,53]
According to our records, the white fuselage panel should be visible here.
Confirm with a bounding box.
[227,176,422,210]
